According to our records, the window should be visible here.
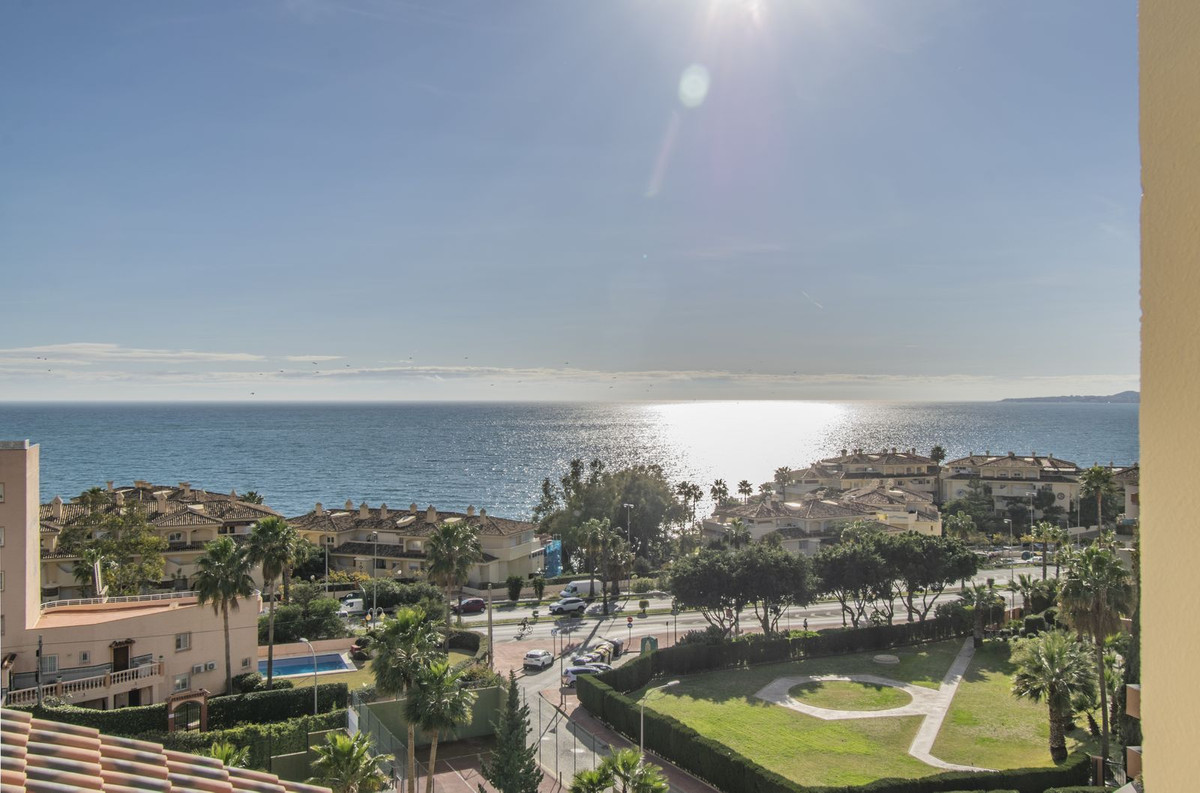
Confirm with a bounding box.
[241,657,251,668]
[218,525,235,535]
[79,650,91,663]
[42,655,58,674]
[375,558,386,570]
[175,632,192,652]
[168,532,184,543]
[173,674,189,692]
[0,482,5,502]
[0,572,4,591]
[324,535,335,544]
[0,526,5,546]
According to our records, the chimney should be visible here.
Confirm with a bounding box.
[229,488,238,500]
[359,502,370,519]
[426,505,437,523]
[479,508,486,519]
[840,448,847,457]
[1008,451,1015,458]
[115,491,125,507]
[466,505,475,517]
[51,495,63,520]
[409,503,418,514]
[380,503,389,520]
[891,447,897,454]
[155,492,167,514]
[106,481,114,492]
[134,480,151,489]
[344,499,354,511]
[179,482,191,497]
[315,502,324,516]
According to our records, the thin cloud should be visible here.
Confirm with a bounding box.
[0,343,264,364]
[284,355,344,362]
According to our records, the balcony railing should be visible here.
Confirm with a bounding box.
[40,590,197,611]
[4,662,163,708]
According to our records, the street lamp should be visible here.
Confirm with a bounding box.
[623,503,635,551]
[368,532,379,613]
[299,637,318,715]
[640,680,679,760]
[324,542,329,594]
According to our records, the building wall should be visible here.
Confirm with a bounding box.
[1141,1,1200,787]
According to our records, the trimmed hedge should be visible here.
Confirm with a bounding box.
[578,617,1090,793]
[22,701,166,735]
[148,710,346,770]
[1043,788,1109,793]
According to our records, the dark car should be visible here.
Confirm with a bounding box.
[451,597,486,614]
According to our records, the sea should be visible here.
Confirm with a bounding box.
[0,401,1138,520]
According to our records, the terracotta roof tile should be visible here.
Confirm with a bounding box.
[289,506,534,537]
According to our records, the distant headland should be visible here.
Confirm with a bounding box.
[1000,390,1139,404]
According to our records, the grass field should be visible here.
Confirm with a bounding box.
[632,638,1083,788]
[287,651,474,691]
[931,642,1096,769]
[789,680,913,711]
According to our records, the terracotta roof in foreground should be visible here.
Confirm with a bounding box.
[0,707,330,793]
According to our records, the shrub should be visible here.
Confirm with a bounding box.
[678,625,728,646]
[506,575,524,602]
[367,579,444,611]
[631,578,658,594]
[1022,614,1045,636]
[150,710,346,770]
[23,702,167,735]
[206,682,347,729]
[639,599,650,613]
[633,557,654,576]
[531,576,546,600]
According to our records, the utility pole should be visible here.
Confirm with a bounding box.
[36,635,44,707]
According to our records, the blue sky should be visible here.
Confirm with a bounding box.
[0,0,1139,401]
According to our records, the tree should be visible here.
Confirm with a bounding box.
[1013,573,1037,613]
[773,467,792,503]
[737,480,754,504]
[246,516,300,687]
[194,537,255,695]
[406,662,477,793]
[814,542,889,628]
[941,476,1001,535]
[1031,521,1056,581]
[427,520,482,630]
[668,550,740,635]
[71,546,108,598]
[480,671,542,793]
[964,582,1003,646]
[505,575,524,603]
[569,768,614,793]
[531,576,546,601]
[204,740,250,768]
[942,511,977,543]
[730,544,816,635]
[601,749,669,793]
[1059,543,1134,782]
[875,533,978,622]
[930,445,947,465]
[675,481,703,532]
[1079,465,1118,530]
[709,479,729,505]
[373,607,442,793]
[58,502,167,595]
[839,519,884,545]
[1012,630,1096,763]
[308,731,389,793]
[77,486,111,512]
[239,490,265,504]
[723,518,751,550]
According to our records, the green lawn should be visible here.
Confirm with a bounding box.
[286,651,473,691]
[931,642,1097,769]
[789,680,913,711]
[632,638,1087,788]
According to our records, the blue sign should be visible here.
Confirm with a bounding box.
[544,539,563,577]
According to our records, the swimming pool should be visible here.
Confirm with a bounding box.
[259,652,352,678]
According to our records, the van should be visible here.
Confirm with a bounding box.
[338,596,366,617]
[559,580,601,599]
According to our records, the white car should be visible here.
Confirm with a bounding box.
[523,650,554,671]
[561,666,599,688]
[549,597,587,615]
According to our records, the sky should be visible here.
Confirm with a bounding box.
[0,0,1140,401]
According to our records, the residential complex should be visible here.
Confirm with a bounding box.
[1,442,261,709]
[288,501,545,587]
[785,448,941,500]
[939,451,1081,519]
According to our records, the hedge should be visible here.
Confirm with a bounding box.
[578,617,1090,793]
[1043,788,1109,793]
[18,682,347,735]
[147,710,346,770]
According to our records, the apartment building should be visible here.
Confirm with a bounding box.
[785,448,941,500]
[288,501,545,587]
[940,451,1081,519]
[1,441,261,709]
[38,482,280,598]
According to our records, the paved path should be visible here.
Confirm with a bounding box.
[753,638,990,773]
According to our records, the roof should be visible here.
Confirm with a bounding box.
[288,505,535,538]
[841,485,933,506]
[943,453,1080,472]
[0,707,330,793]
[817,448,937,467]
[41,486,280,535]
[1113,465,1140,485]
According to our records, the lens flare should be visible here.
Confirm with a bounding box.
[678,64,710,108]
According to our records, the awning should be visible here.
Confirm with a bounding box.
[2,653,16,670]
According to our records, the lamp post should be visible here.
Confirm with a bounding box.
[368,532,378,614]
[299,638,317,715]
[623,503,635,553]
[640,680,680,760]
[324,543,329,594]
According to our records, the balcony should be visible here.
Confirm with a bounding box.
[4,662,164,708]
[40,590,198,611]
[1126,683,1141,719]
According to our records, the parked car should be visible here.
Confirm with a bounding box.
[562,666,599,688]
[337,596,366,617]
[523,650,554,671]
[549,597,587,615]
[451,597,486,614]
[559,580,602,599]
[570,653,601,666]
[584,662,612,673]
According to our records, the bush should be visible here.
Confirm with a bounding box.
[365,579,444,612]
[506,575,524,602]
[532,576,546,600]
[1021,614,1045,636]
[24,702,167,735]
[150,710,346,770]
[633,557,654,576]
[456,664,504,689]
[678,625,728,646]
[639,599,650,613]
[1043,788,1110,793]
[631,578,658,594]
[206,682,348,729]
[259,598,347,644]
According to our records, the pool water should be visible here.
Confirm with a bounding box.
[259,652,351,677]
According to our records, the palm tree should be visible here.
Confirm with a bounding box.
[427,520,482,630]
[239,490,265,505]
[72,546,108,598]
[965,582,1003,647]
[774,467,792,503]
[737,480,753,504]
[1050,526,1071,577]
[570,767,614,793]
[1079,465,1117,530]
[943,511,976,543]
[723,518,751,549]
[1011,630,1096,762]
[245,516,300,687]
[406,661,477,793]
[204,740,250,768]
[1013,573,1037,614]
[308,731,389,793]
[578,518,608,607]
[1059,543,1134,783]
[709,479,729,506]
[930,445,947,465]
[194,537,255,695]
[78,486,110,512]
[599,749,669,793]
[1031,521,1056,581]
[373,607,442,793]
